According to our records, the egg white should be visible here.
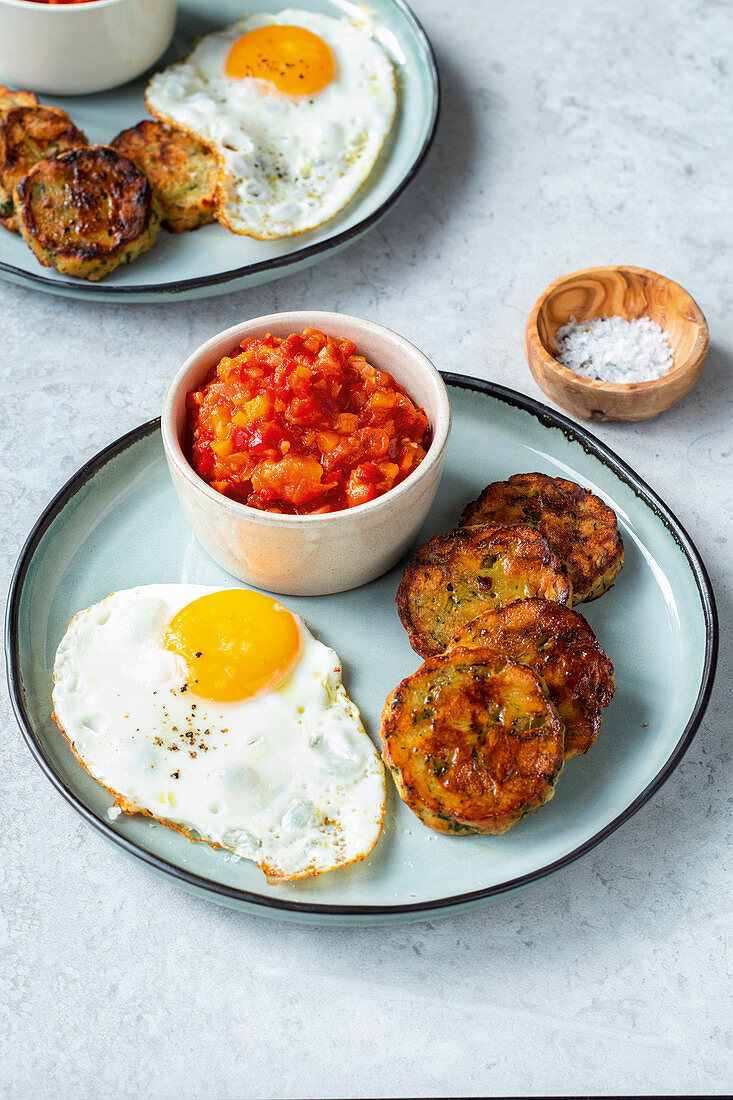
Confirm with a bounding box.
[52,585,385,882]
[145,8,396,240]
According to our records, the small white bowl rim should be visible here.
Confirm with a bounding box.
[161,311,452,530]
[0,0,128,10]
[527,264,709,394]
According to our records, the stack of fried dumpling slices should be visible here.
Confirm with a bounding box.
[0,85,218,281]
[381,473,623,836]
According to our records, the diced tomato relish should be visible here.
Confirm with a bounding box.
[187,329,432,515]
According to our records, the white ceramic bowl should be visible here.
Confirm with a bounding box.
[162,312,452,596]
[0,0,177,96]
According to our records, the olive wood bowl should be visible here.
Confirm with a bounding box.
[524,265,709,422]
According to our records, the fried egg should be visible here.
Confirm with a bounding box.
[145,8,396,240]
[52,585,385,882]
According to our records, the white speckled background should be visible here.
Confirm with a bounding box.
[1,0,731,1096]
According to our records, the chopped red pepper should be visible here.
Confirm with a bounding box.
[187,329,431,514]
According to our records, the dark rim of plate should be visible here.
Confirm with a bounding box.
[0,0,440,299]
[5,375,719,920]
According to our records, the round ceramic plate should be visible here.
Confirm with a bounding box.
[0,0,438,302]
[6,377,717,925]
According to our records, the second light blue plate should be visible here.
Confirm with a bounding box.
[0,0,439,302]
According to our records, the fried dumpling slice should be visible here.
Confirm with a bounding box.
[460,473,624,604]
[380,646,564,835]
[451,598,615,759]
[396,522,571,658]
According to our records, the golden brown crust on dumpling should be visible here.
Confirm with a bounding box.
[0,84,39,127]
[0,104,86,222]
[14,145,161,281]
[379,646,564,834]
[396,522,572,658]
[451,597,615,759]
[110,120,219,233]
[0,85,39,122]
[459,473,624,604]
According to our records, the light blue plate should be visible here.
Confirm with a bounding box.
[6,378,717,925]
[0,0,438,302]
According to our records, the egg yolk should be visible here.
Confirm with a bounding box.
[164,590,302,702]
[225,25,335,95]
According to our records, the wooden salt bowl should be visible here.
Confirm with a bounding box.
[524,265,709,421]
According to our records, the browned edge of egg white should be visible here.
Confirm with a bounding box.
[50,709,381,885]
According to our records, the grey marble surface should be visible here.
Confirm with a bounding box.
[1,1,731,1096]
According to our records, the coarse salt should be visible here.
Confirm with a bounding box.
[554,315,674,384]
